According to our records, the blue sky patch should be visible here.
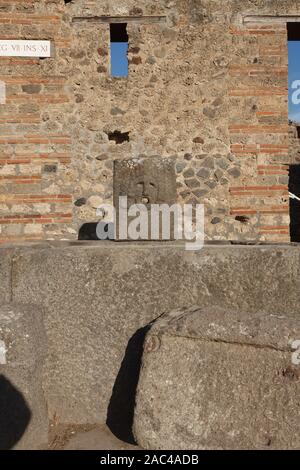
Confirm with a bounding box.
[289,41,300,123]
[111,42,128,77]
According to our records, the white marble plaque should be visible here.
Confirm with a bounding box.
[0,40,51,57]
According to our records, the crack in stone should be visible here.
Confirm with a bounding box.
[159,332,290,353]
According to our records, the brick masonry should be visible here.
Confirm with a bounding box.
[229,16,290,241]
[0,0,299,243]
[0,0,73,244]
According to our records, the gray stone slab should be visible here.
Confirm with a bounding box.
[0,303,48,450]
[8,243,300,428]
[134,306,300,450]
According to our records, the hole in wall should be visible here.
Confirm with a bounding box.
[288,22,300,41]
[110,23,129,77]
[289,165,300,242]
[43,164,57,174]
[110,23,129,42]
[107,130,130,144]
[235,215,249,224]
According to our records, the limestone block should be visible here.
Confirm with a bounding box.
[134,306,300,450]
[0,304,48,450]
[10,243,300,426]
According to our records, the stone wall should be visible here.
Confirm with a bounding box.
[0,0,73,244]
[0,1,299,243]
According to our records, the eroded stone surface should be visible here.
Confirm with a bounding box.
[134,306,300,450]
[63,426,141,451]
[8,242,300,426]
[114,158,176,207]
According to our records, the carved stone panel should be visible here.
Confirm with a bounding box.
[113,157,177,240]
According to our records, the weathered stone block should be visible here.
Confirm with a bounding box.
[134,306,300,450]
[0,304,48,450]
[9,243,300,427]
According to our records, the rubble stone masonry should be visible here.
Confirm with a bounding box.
[0,0,299,243]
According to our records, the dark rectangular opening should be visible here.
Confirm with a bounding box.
[110,23,128,43]
[110,23,128,77]
[289,165,300,241]
[288,22,300,41]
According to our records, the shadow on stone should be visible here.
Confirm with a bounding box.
[78,223,99,240]
[106,324,151,444]
[0,375,31,449]
[78,222,115,241]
